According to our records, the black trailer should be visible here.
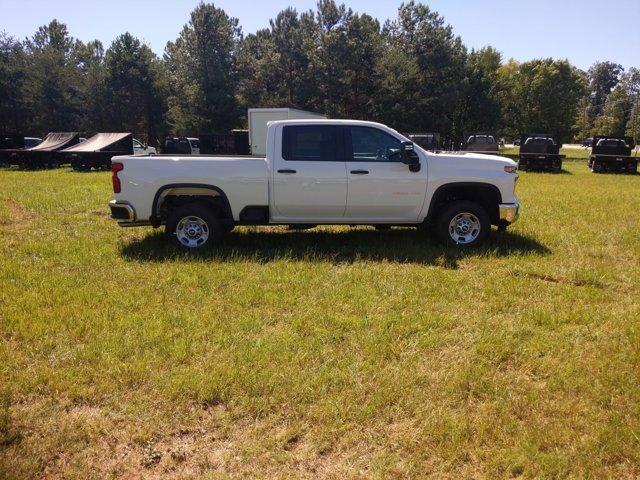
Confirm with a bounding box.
[464,132,499,154]
[0,134,25,166]
[518,134,563,172]
[588,136,637,174]
[13,132,80,168]
[407,133,440,151]
[63,133,133,171]
[199,130,250,155]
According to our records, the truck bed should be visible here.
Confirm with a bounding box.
[112,154,269,221]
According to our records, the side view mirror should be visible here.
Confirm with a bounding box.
[401,141,420,172]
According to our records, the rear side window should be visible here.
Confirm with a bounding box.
[282,126,338,161]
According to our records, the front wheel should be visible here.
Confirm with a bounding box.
[166,204,220,250]
[436,201,490,248]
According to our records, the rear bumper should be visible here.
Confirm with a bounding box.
[499,201,520,224]
[109,200,136,223]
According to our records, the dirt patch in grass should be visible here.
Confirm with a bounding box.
[0,198,36,228]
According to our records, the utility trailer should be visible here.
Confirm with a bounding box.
[12,132,80,168]
[407,133,440,151]
[63,133,133,171]
[518,134,563,172]
[588,136,637,174]
[464,132,499,154]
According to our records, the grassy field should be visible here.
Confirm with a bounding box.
[1,159,639,479]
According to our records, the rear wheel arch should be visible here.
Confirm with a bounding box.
[152,184,233,226]
[426,182,503,225]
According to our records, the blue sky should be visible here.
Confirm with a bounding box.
[1,0,638,71]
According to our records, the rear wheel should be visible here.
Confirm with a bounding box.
[436,201,490,248]
[166,204,220,250]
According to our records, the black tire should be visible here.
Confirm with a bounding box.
[165,203,220,250]
[220,221,235,234]
[435,200,490,248]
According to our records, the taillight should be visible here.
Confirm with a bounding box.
[112,162,124,193]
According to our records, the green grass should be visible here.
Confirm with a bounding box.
[1,160,639,479]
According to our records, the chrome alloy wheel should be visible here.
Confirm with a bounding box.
[175,216,210,248]
[448,212,481,245]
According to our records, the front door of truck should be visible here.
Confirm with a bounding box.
[272,124,347,220]
[344,126,427,221]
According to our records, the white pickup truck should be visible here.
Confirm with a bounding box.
[109,120,519,249]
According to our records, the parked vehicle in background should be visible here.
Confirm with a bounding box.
[163,137,198,155]
[12,132,80,168]
[133,138,157,155]
[513,138,521,146]
[518,134,563,172]
[588,136,637,173]
[66,133,137,171]
[109,119,520,250]
[199,130,250,155]
[248,108,325,156]
[581,138,593,148]
[407,133,440,151]
[0,134,25,166]
[24,137,43,148]
[464,133,499,153]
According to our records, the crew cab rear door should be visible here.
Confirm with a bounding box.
[271,124,347,220]
[344,126,427,221]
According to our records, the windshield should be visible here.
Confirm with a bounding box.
[597,139,627,147]
[525,137,555,145]
[468,135,495,144]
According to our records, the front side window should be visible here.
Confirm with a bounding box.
[282,125,338,161]
[350,127,401,162]
[133,140,143,149]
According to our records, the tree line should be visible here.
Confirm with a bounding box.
[0,1,638,146]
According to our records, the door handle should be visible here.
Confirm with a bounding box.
[277,169,297,174]
[350,169,369,175]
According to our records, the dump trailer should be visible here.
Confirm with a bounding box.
[464,132,499,154]
[199,130,250,155]
[14,132,80,168]
[588,136,637,173]
[407,133,440,151]
[518,134,563,172]
[63,133,133,171]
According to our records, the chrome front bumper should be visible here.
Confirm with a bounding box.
[499,202,520,224]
